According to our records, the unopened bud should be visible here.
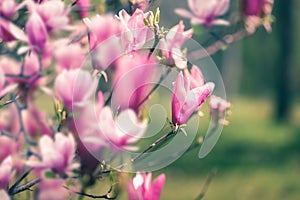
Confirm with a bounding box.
[148,11,154,27]
[154,7,160,25]
[55,99,63,115]
[144,18,150,26]
[198,137,204,144]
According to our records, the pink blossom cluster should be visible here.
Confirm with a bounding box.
[0,0,271,199]
[241,0,274,33]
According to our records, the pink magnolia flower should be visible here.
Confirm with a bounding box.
[37,178,69,200]
[209,95,231,124]
[97,107,147,152]
[53,40,85,71]
[0,17,27,42]
[0,62,9,92]
[160,21,193,69]
[1,98,51,141]
[71,92,105,149]
[71,91,104,140]
[0,67,17,99]
[54,69,97,110]
[83,14,122,70]
[175,0,230,28]
[22,101,52,138]
[172,72,214,125]
[184,65,204,89]
[130,0,151,12]
[0,156,13,189]
[0,190,10,200]
[112,53,157,113]
[0,0,17,18]
[25,10,48,52]
[75,0,90,18]
[116,9,154,52]
[127,172,166,200]
[27,133,78,175]
[95,91,104,115]
[242,0,265,16]
[0,136,19,161]
[83,14,121,51]
[241,0,274,33]
[69,93,105,173]
[36,0,70,32]
[0,53,45,89]
[0,108,22,160]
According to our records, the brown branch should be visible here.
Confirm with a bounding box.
[131,129,176,163]
[0,95,20,107]
[188,29,250,61]
[8,169,32,194]
[71,0,79,6]
[9,178,41,195]
[64,186,116,199]
[136,67,171,109]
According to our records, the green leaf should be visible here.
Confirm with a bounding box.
[44,171,56,179]
[192,25,204,36]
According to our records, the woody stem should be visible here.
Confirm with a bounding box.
[131,129,176,163]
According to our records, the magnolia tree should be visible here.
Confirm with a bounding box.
[0,0,273,199]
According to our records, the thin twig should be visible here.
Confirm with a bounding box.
[8,169,32,194]
[209,31,228,46]
[195,168,218,200]
[105,29,164,107]
[0,130,14,138]
[134,135,204,168]
[64,186,116,199]
[136,67,171,108]
[131,129,176,162]
[147,28,159,60]
[9,177,41,195]
[189,29,250,61]
[93,169,112,176]
[105,63,171,107]
[71,0,79,6]
[4,73,31,79]
[13,94,36,146]
[0,95,20,107]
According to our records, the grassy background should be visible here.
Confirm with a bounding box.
[153,97,300,200]
[78,97,300,200]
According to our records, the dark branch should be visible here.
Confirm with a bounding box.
[136,67,171,109]
[64,186,116,199]
[131,129,176,162]
[189,29,250,61]
[9,177,41,195]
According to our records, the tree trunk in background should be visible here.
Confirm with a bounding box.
[275,0,293,121]
[222,42,243,97]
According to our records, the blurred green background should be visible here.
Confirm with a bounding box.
[152,0,300,199]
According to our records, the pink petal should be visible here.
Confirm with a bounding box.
[0,18,27,42]
[0,83,18,99]
[190,17,205,25]
[151,174,166,200]
[211,19,230,26]
[185,66,204,89]
[215,0,230,16]
[26,11,48,51]
[174,8,194,19]
[0,190,10,200]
